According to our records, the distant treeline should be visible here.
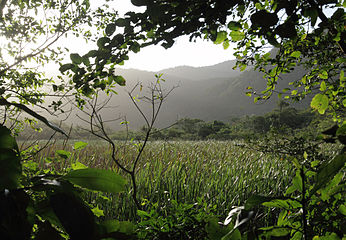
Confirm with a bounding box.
[112,107,331,141]
[17,106,333,141]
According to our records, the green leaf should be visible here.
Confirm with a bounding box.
[91,206,104,217]
[338,204,346,215]
[223,39,230,49]
[312,154,346,193]
[311,94,329,114]
[262,199,290,209]
[205,217,236,240]
[215,31,228,44]
[318,71,328,80]
[0,125,21,190]
[64,168,127,193]
[230,31,245,41]
[114,75,126,86]
[290,51,301,58]
[292,172,303,193]
[268,228,290,237]
[74,141,88,151]
[71,161,87,170]
[320,81,327,91]
[99,219,135,235]
[105,23,116,36]
[70,53,83,65]
[55,150,71,159]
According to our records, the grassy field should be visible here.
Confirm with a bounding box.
[22,139,294,222]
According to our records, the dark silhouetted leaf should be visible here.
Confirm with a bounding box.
[50,193,96,240]
[227,21,242,30]
[0,125,21,190]
[322,124,338,136]
[131,0,147,6]
[105,23,116,36]
[251,10,278,28]
[59,63,74,73]
[244,195,275,210]
[0,190,32,239]
[97,37,110,48]
[70,53,83,65]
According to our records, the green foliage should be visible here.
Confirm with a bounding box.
[0,124,135,239]
[64,168,127,194]
[241,126,346,239]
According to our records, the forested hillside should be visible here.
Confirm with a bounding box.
[93,56,310,129]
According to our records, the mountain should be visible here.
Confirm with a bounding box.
[40,55,309,130]
[158,60,240,81]
[82,59,310,130]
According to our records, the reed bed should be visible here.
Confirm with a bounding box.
[21,140,294,221]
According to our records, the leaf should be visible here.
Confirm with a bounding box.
[114,18,128,27]
[114,75,126,86]
[311,93,329,114]
[70,53,83,65]
[49,193,96,239]
[230,31,245,41]
[64,168,127,193]
[262,199,290,209]
[55,150,71,160]
[268,228,290,237]
[223,39,230,49]
[73,141,88,151]
[320,81,327,91]
[214,31,228,44]
[292,172,303,193]
[303,7,318,26]
[250,10,278,28]
[338,204,346,215]
[244,195,275,210]
[227,21,242,30]
[205,217,235,240]
[312,154,346,194]
[290,51,301,58]
[59,63,74,73]
[131,0,147,6]
[97,37,110,48]
[105,23,116,36]
[318,71,328,80]
[91,206,104,217]
[129,41,141,53]
[99,220,135,235]
[71,161,87,170]
[0,125,21,190]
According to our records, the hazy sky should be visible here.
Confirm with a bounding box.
[94,1,236,72]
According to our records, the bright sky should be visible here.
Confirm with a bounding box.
[96,1,236,72]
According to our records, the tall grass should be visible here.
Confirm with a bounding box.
[22,140,294,221]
